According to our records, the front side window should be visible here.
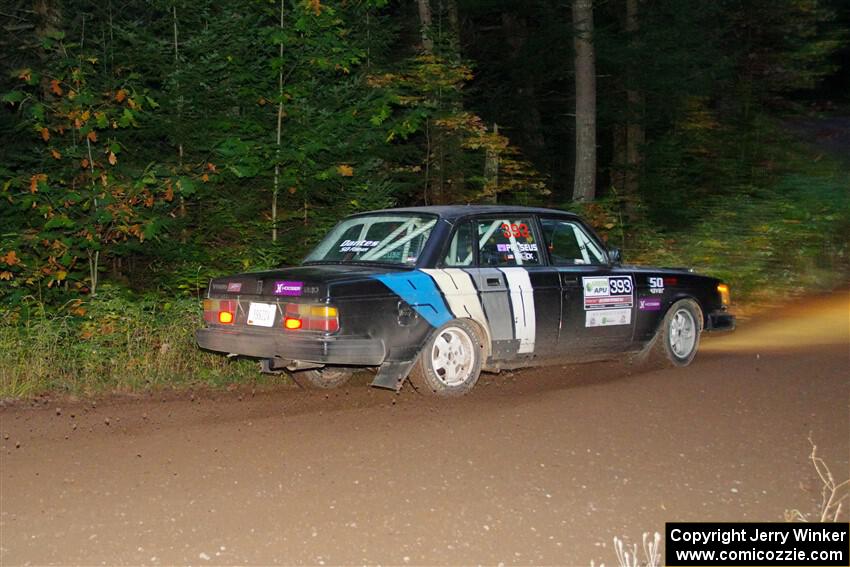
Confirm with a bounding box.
[304,213,437,266]
[540,218,606,266]
[475,218,541,267]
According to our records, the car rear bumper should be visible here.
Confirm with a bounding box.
[196,326,386,365]
[705,310,736,332]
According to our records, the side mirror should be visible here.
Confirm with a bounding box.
[608,247,622,265]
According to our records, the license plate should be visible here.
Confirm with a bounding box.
[247,302,276,327]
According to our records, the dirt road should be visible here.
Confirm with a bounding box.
[1,293,848,566]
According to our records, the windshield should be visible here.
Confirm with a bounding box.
[304,213,437,266]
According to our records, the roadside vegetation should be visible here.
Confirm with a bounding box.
[1,0,847,398]
[3,122,846,399]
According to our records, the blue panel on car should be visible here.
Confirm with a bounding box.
[373,271,453,328]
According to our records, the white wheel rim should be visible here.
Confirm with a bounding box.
[430,326,475,387]
[669,308,696,358]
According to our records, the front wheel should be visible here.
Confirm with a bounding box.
[290,367,354,389]
[408,319,484,397]
[647,298,703,367]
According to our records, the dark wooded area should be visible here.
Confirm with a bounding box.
[1,0,848,395]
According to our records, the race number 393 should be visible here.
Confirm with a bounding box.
[609,276,632,295]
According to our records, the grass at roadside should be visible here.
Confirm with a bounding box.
[0,290,265,399]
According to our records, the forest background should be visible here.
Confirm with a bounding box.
[1,0,848,396]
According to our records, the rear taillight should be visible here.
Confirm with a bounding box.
[717,283,730,308]
[283,303,339,332]
[203,299,236,324]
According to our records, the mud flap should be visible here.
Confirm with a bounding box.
[371,360,417,391]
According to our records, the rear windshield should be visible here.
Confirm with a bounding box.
[304,213,437,266]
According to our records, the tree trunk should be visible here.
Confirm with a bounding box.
[172,4,183,167]
[446,0,461,55]
[624,0,643,196]
[501,12,546,159]
[416,0,434,53]
[572,0,596,202]
[272,0,284,242]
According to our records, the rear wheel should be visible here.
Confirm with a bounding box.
[647,298,702,367]
[290,367,354,389]
[408,319,484,397]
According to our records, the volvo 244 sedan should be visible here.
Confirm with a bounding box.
[196,206,735,396]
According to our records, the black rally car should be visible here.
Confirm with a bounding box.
[196,206,735,395]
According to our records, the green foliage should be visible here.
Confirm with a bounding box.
[0,289,262,398]
[1,0,848,398]
[572,119,850,306]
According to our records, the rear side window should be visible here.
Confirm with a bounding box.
[540,218,605,266]
[475,218,541,267]
[444,222,475,267]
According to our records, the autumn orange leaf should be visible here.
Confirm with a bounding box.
[81,158,90,169]
[50,79,63,96]
[206,162,217,172]
[201,174,209,182]
[307,0,322,16]
[87,130,97,142]
[29,174,46,193]
[115,89,127,102]
[164,186,174,202]
[337,164,354,177]
[40,127,50,141]
[108,152,117,165]
[0,271,12,281]
[2,250,20,266]
[51,149,61,159]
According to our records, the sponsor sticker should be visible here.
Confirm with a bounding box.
[497,243,511,252]
[648,276,664,294]
[639,297,662,311]
[226,282,242,293]
[273,281,303,296]
[585,308,632,327]
[582,275,633,310]
[339,239,381,253]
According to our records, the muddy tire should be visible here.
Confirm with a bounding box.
[408,319,484,397]
[290,367,354,389]
[645,298,703,367]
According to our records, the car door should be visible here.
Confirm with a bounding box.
[440,216,561,362]
[539,217,635,353]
